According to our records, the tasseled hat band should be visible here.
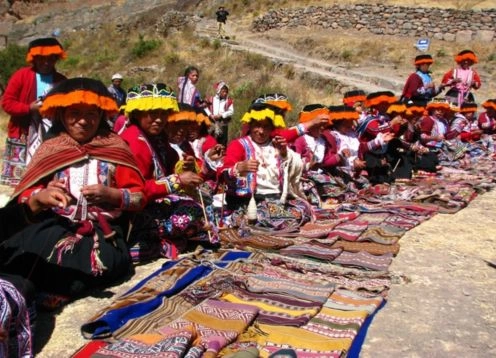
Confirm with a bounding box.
[366,91,397,108]
[168,110,197,122]
[298,107,330,123]
[329,105,359,121]
[455,50,478,64]
[387,103,407,115]
[414,54,433,66]
[482,100,496,111]
[426,99,450,111]
[342,90,366,107]
[460,103,477,113]
[26,38,67,63]
[241,107,286,128]
[125,84,179,115]
[40,78,118,118]
[196,111,212,126]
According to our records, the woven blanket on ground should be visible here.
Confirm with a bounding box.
[279,240,343,262]
[327,220,369,242]
[221,285,323,327]
[219,228,294,250]
[81,251,252,339]
[357,224,405,245]
[330,240,401,257]
[324,289,384,315]
[91,331,192,358]
[332,251,393,271]
[233,322,346,358]
[157,299,259,357]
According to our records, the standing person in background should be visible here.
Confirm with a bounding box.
[401,54,442,105]
[177,66,206,110]
[442,50,481,106]
[1,37,67,186]
[205,81,234,146]
[107,73,126,108]
[215,6,230,39]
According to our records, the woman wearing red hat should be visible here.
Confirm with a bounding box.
[441,50,481,106]
[401,54,442,104]
[1,37,67,186]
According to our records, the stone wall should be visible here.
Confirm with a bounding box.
[252,4,496,43]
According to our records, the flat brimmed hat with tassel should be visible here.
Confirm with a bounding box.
[26,37,67,63]
[40,77,118,119]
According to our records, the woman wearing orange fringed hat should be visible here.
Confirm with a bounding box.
[441,50,482,106]
[446,102,481,142]
[401,54,442,104]
[1,37,67,186]
[0,77,146,296]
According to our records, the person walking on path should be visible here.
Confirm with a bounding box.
[216,6,229,39]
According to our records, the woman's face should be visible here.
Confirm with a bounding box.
[250,118,273,144]
[167,121,189,144]
[135,109,167,136]
[187,70,199,84]
[33,55,58,75]
[62,104,102,143]
[187,122,201,141]
[419,63,430,73]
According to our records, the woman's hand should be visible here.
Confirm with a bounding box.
[207,144,225,161]
[272,135,288,158]
[28,188,69,215]
[182,155,197,172]
[178,172,203,189]
[81,184,121,206]
[237,159,259,176]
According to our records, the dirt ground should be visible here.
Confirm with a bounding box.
[13,186,490,357]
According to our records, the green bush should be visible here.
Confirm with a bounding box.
[130,35,161,58]
[0,43,28,86]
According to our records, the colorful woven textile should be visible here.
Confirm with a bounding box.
[157,299,259,357]
[324,289,384,315]
[357,224,405,245]
[332,251,393,271]
[91,331,192,357]
[219,229,294,250]
[327,221,369,242]
[279,240,343,262]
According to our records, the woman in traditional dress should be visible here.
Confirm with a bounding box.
[220,102,312,230]
[0,78,146,296]
[120,84,211,261]
[1,37,67,186]
[441,50,481,106]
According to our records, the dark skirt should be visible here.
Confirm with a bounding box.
[0,217,131,295]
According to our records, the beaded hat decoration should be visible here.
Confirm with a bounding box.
[482,99,496,111]
[365,91,397,108]
[252,93,293,113]
[414,54,433,66]
[167,103,197,122]
[40,77,118,118]
[26,37,67,63]
[241,102,286,128]
[125,83,179,115]
[328,105,360,122]
[459,102,477,113]
[298,104,331,124]
[343,89,367,107]
[455,50,478,64]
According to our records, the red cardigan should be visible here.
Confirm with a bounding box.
[2,66,66,139]
[292,131,341,171]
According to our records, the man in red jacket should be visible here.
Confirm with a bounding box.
[1,37,67,186]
